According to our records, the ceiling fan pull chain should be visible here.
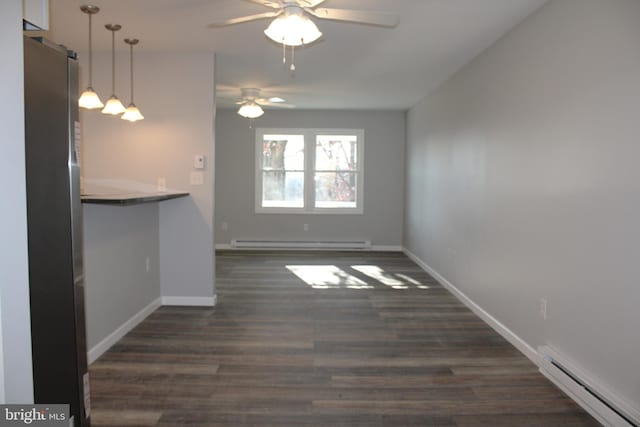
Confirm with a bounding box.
[282,39,286,64]
[290,44,296,71]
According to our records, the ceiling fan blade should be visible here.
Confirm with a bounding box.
[216,84,240,92]
[259,101,296,108]
[309,8,399,27]
[298,0,328,7]
[207,11,282,27]
[215,95,243,103]
[243,0,282,9]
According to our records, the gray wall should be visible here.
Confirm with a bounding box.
[83,204,160,349]
[215,109,405,248]
[79,52,216,303]
[0,0,34,403]
[405,0,640,411]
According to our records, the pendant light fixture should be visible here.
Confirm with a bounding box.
[263,5,322,71]
[78,5,104,109]
[101,24,126,115]
[121,38,144,122]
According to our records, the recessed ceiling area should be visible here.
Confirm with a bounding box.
[47,0,547,110]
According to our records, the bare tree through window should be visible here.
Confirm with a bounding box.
[261,134,304,208]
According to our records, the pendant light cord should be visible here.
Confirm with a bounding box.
[88,13,93,86]
[111,29,116,93]
[129,43,134,102]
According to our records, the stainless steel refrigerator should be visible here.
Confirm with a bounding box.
[23,36,91,427]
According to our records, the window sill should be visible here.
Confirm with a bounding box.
[255,208,364,215]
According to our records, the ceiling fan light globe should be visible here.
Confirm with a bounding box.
[238,102,264,119]
[264,14,322,46]
[79,87,104,109]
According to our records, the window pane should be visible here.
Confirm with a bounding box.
[263,135,304,170]
[314,172,357,208]
[262,171,304,208]
[315,135,358,171]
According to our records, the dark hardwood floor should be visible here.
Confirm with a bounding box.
[89,251,600,426]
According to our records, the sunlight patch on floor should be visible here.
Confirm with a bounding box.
[351,265,408,289]
[286,265,373,289]
[286,264,430,290]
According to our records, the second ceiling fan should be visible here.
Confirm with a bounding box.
[233,87,294,119]
[207,0,399,70]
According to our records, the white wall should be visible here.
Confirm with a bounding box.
[83,203,160,350]
[0,0,35,403]
[405,0,640,413]
[216,109,405,248]
[79,52,216,304]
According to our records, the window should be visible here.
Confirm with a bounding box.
[256,128,364,214]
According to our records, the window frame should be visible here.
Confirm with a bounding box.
[255,128,364,215]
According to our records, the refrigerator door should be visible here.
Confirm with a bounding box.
[23,36,90,426]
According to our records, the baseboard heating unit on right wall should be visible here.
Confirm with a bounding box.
[538,346,639,427]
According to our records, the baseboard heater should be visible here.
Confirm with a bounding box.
[538,346,639,427]
[230,239,371,250]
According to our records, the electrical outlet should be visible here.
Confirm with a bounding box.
[145,257,151,273]
[540,298,548,320]
[303,223,309,232]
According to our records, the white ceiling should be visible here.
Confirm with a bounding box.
[47,0,547,110]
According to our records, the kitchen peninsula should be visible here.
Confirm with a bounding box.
[80,183,211,363]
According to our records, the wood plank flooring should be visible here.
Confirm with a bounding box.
[89,251,600,426]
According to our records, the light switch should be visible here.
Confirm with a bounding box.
[194,155,205,170]
[190,171,204,185]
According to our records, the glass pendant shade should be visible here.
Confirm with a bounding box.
[121,103,144,122]
[78,87,104,109]
[79,5,103,109]
[264,13,322,46]
[237,102,264,119]
[123,38,144,122]
[102,24,125,116]
[102,95,126,115]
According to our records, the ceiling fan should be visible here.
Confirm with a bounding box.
[207,0,399,70]
[227,87,295,119]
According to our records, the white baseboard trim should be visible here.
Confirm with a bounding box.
[88,297,161,364]
[215,244,232,250]
[402,248,538,364]
[161,295,217,307]
[386,247,639,426]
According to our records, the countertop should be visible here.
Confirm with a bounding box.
[81,191,189,206]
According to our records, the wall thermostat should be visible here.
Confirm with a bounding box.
[194,154,205,169]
